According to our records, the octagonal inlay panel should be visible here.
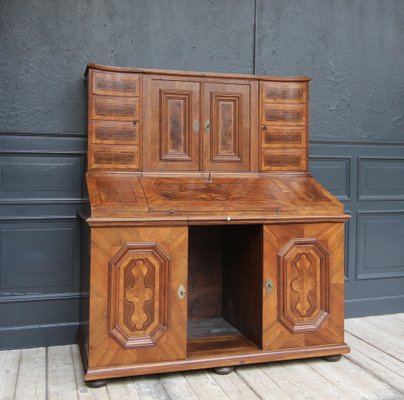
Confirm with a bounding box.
[278,238,330,333]
[108,242,170,348]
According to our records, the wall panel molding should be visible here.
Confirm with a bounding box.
[356,210,404,280]
[358,157,404,201]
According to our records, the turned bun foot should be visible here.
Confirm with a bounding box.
[323,354,342,362]
[85,379,108,388]
[214,366,234,375]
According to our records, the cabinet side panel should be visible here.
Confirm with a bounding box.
[79,220,90,355]
[223,225,263,347]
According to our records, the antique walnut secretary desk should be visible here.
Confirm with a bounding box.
[79,63,350,386]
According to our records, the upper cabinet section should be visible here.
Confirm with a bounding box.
[86,64,310,173]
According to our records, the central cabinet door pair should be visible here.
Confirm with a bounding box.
[88,223,344,369]
[143,76,256,171]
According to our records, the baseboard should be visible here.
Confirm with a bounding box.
[345,295,404,318]
[0,322,79,350]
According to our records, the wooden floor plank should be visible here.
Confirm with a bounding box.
[183,370,230,400]
[14,347,46,400]
[366,315,404,338]
[0,349,21,400]
[106,377,141,400]
[305,356,401,399]
[209,368,260,400]
[389,313,404,322]
[3,313,404,399]
[132,375,170,400]
[159,372,199,400]
[47,345,78,400]
[71,345,109,400]
[278,360,348,400]
[346,318,404,361]
[236,364,294,399]
[260,362,327,400]
[345,332,404,395]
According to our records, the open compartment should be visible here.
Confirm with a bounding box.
[187,225,263,357]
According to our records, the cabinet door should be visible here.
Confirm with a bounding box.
[88,226,188,368]
[263,223,345,350]
[147,78,200,171]
[203,82,252,171]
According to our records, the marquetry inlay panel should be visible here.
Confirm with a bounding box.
[160,91,193,161]
[278,238,330,333]
[108,242,170,348]
[211,94,242,162]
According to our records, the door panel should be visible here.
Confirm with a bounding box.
[263,223,345,350]
[203,82,251,171]
[149,79,200,171]
[88,226,188,368]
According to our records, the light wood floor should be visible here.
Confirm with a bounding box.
[1,313,404,400]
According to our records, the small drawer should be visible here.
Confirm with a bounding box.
[261,148,306,171]
[261,82,307,103]
[262,126,306,147]
[91,96,140,121]
[261,104,306,126]
[92,71,140,96]
[89,145,140,170]
[91,120,140,145]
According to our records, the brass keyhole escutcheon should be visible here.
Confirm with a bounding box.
[204,120,211,132]
[178,284,186,300]
[265,279,273,293]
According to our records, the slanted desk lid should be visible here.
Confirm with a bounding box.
[86,173,345,221]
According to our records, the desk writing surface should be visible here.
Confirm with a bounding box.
[86,173,344,220]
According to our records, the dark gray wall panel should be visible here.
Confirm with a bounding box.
[0,221,79,293]
[0,0,254,133]
[310,141,404,317]
[0,132,85,349]
[358,158,404,201]
[256,0,404,142]
[0,155,82,200]
[310,157,351,200]
[357,211,404,280]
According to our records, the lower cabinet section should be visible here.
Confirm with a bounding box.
[79,223,348,381]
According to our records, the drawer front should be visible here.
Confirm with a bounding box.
[92,71,140,96]
[261,82,307,104]
[262,126,306,147]
[90,144,140,170]
[91,120,140,145]
[262,104,306,126]
[92,96,139,120]
[261,148,306,171]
